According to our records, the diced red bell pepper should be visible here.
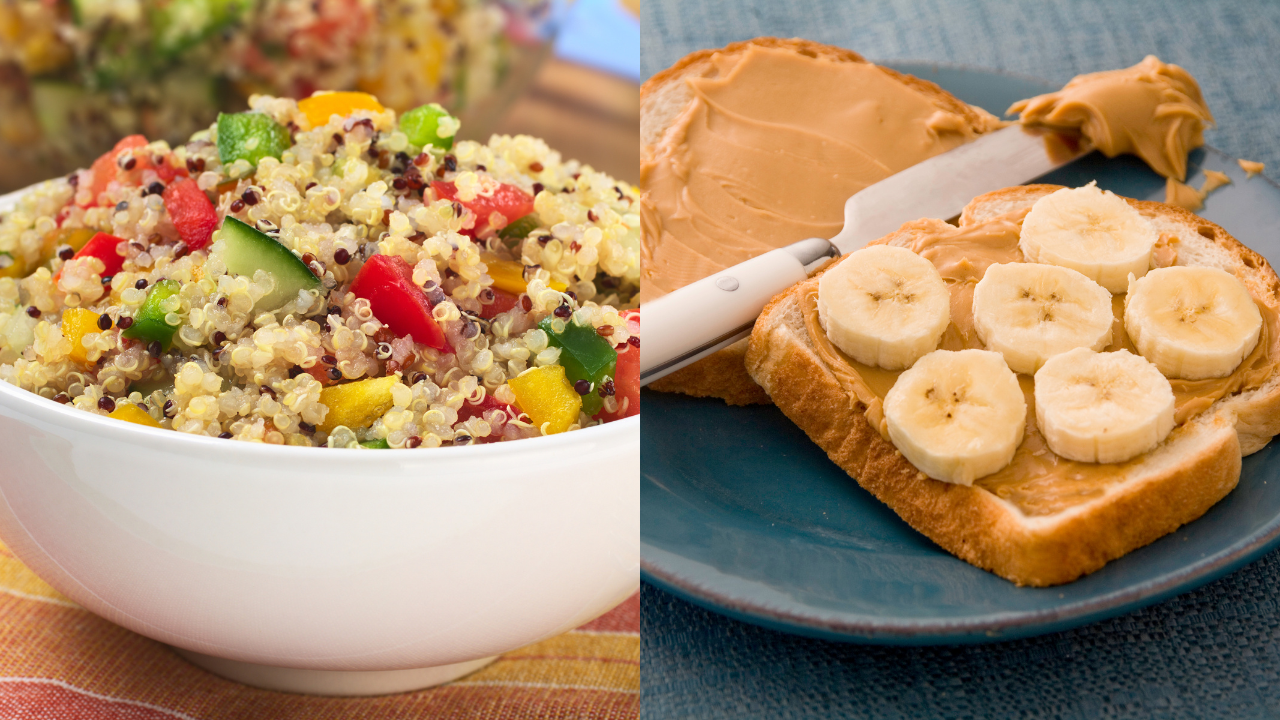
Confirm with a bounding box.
[54,231,127,289]
[288,0,369,59]
[83,135,185,207]
[479,288,519,319]
[86,136,147,206]
[350,254,449,351]
[431,180,535,237]
[305,364,338,387]
[75,232,126,277]
[163,179,218,250]
[151,157,185,184]
[456,393,520,443]
[599,309,639,421]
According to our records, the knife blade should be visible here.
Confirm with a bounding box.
[640,125,1089,386]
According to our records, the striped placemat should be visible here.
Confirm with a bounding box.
[0,541,638,718]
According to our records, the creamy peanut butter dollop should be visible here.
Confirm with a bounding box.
[803,214,1278,517]
[640,44,1001,302]
[1009,56,1214,184]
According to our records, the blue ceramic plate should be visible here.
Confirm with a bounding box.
[640,62,1280,645]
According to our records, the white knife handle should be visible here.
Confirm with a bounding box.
[640,239,837,386]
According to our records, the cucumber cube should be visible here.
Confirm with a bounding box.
[217,217,320,310]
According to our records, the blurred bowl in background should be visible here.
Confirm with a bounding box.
[0,0,564,191]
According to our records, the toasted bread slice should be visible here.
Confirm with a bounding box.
[642,38,1001,405]
[746,186,1280,586]
[646,338,772,406]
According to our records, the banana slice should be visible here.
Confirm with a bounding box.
[817,245,949,370]
[1034,348,1175,464]
[972,262,1113,374]
[1125,265,1263,379]
[883,349,1026,485]
[1019,183,1158,293]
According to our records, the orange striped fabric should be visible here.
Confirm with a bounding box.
[0,541,638,719]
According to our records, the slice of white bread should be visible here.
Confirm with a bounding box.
[745,185,1280,586]
[642,37,1001,405]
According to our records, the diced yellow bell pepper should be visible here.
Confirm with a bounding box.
[215,177,244,196]
[0,6,21,42]
[355,77,386,101]
[62,307,99,366]
[358,32,446,109]
[0,252,23,279]
[21,31,72,75]
[482,253,567,295]
[108,403,162,428]
[508,365,582,435]
[317,374,399,433]
[420,35,447,88]
[0,227,98,280]
[46,227,96,254]
[298,92,385,129]
[42,227,95,268]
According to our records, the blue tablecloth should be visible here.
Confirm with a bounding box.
[640,2,1280,717]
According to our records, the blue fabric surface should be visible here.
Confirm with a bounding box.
[640,1,1280,717]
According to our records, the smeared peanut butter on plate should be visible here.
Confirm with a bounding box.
[1202,169,1233,195]
[1009,56,1213,183]
[1165,178,1206,211]
[1165,170,1233,211]
[1240,159,1266,178]
[640,45,1001,302]
[803,215,1279,517]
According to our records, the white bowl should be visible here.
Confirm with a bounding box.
[0,378,638,695]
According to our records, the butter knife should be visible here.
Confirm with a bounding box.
[639,125,1089,386]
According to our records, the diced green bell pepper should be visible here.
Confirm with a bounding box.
[217,112,290,167]
[70,0,102,25]
[30,82,85,145]
[150,0,252,57]
[498,214,540,242]
[122,279,182,350]
[128,377,175,396]
[360,438,391,449]
[399,103,457,151]
[538,316,617,417]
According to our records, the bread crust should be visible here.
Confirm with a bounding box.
[642,38,1001,404]
[641,37,867,90]
[746,187,1280,586]
[646,339,772,406]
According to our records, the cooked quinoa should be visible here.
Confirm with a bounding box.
[0,92,641,448]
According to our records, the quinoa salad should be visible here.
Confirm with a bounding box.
[0,90,641,448]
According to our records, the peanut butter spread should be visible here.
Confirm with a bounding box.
[1202,169,1233,195]
[802,215,1278,517]
[639,45,1001,302]
[1165,169,1233,212]
[1165,178,1206,211]
[1240,159,1266,178]
[1009,56,1214,183]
